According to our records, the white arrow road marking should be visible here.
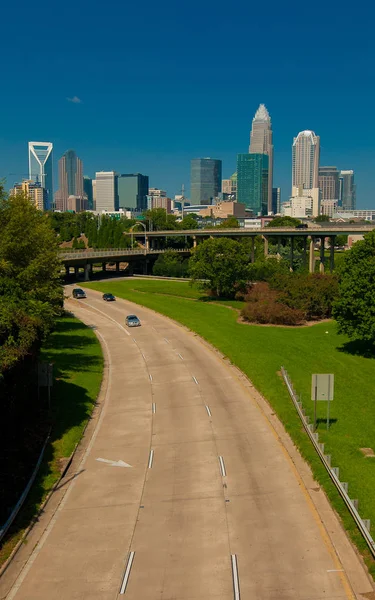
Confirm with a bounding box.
[96,458,132,468]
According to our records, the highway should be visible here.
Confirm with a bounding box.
[1,287,373,600]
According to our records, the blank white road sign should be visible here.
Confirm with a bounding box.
[311,374,334,401]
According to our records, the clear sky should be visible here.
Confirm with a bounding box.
[1,0,374,206]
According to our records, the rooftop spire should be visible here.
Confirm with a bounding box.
[253,103,270,122]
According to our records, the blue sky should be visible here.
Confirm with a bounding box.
[0,0,374,206]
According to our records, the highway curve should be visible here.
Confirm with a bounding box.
[2,286,373,600]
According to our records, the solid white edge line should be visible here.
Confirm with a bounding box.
[192,376,199,385]
[219,456,226,477]
[231,554,240,600]
[148,449,154,469]
[120,551,135,594]
[149,373,153,382]
[205,405,212,417]
[152,403,156,414]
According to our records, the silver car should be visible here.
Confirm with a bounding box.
[125,315,141,327]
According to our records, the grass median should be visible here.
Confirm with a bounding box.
[0,313,103,567]
[84,278,375,577]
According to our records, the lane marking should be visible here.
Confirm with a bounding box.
[141,353,146,360]
[148,449,154,469]
[164,337,170,344]
[82,300,131,335]
[132,337,137,343]
[96,458,132,468]
[327,569,344,572]
[219,456,227,477]
[152,403,156,414]
[192,376,199,385]
[177,353,184,360]
[205,405,212,417]
[149,373,153,382]
[231,554,240,600]
[120,551,135,594]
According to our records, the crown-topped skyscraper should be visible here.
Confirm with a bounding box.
[249,104,273,213]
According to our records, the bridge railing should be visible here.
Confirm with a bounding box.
[59,248,189,260]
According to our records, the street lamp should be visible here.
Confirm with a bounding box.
[130,221,147,253]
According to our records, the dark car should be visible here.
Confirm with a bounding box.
[125,315,141,327]
[103,293,116,301]
[295,223,308,229]
[72,288,86,299]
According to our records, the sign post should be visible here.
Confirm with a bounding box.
[311,374,334,431]
[38,362,54,408]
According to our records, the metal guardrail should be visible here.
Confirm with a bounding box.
[281,366,375,559]
[60,248,189,260]
[0,432,51,543]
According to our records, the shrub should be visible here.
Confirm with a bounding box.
[270,273,338,320]
[242,283,305,326]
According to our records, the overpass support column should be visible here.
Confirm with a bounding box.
[74,266,80,278]
[309,237,315,273]
[65,266,70,277]
[146,236,150,251]
[290,236,294,271]
[277,236,281,256]
[143,260,148,275]
[319,236,325,273]
[251,237,255,263]
[263,236,269,257]
[303,236,307,270]
[102,262,106,273]
[84,264,90,281]
[192,235,197,248]
[330,236,336,271]
[116,261,120,273]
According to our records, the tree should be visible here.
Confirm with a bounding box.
[334,234,348,247]
[153,251,189,277]
[314,214,330,223]
[333,230,375,341]
[189,238,250,298]
[267,216,301,228]
[217,216,239,228]
[180,214,199,230]
[145,208,178,231]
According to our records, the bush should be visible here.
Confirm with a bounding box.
[242,283,304,326]
[270,273,338,320]
[153,251,189,278]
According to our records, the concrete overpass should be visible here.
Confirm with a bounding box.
[61,224,374,277]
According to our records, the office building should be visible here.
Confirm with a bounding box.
[249,104,273,213]
[28,141,53,208]
[237,153,269,215]
[67,195,88,212]
[118,174,149,211]
[318,166,339,203]
[11,180,47,211]
[282,195,313,219]
[272,187,281,214]
[292,130,320,189]
[339,170,356,210]
[92,179,97,210]
[95,171,118,212]
[147,189,171,212]
[221,173,237,200]
[83,176,94,210]
[55,150,84,211]
[198,201,247,219]
[320,199,338,218]
[190,158,222,205]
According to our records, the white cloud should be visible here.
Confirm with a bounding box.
[66,96,82,104]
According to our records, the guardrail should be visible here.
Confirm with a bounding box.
[281,366,375,559]
[0,432,50,543]
[60,248,189,260]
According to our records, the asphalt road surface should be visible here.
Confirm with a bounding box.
[2,286,373,600]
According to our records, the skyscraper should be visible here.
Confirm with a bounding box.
[95,172,119,212]
[28,141,53,208]
[339,170,356,210]
[118,174,149,211]
[83,176,94,210]
[190,159,222,205]
[55,150,84,211]
[318,167,339,202]
[249,104,273,213]
[292,130,320,190]
[11,180,47,211]
[272,187,281,214]
[237,153,269,215]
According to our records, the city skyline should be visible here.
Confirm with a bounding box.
[249,104,273,212]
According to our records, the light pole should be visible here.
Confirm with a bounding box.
[130,221,147,253]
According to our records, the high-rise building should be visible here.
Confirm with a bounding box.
[95,171,119,212]
[190,158,222,205]
[249,104,273,213]
[55,150,84,211]
[28,141,53,208]
[318,166,339,202]
[118,174,149,211]
[92,179,97,210]
[83,176,94,210]
[221,173,237,200]
[237,153,269,215]
[272,187,281,214]
[292,130,320,191]
[339,170,356,210]
[11,180,47,211]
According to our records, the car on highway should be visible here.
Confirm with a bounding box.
[125,315,141,327]
[295,223,308,229]
[102,293,116,301]
[72,288,87,299]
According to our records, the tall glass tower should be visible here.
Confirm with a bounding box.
[28,142,53,208]
[55,150,84,210]
[249,104,273,213]
[190,158,222,205]
[292,131,320,190]
[237,153,269,215]
[339,170,356,210]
